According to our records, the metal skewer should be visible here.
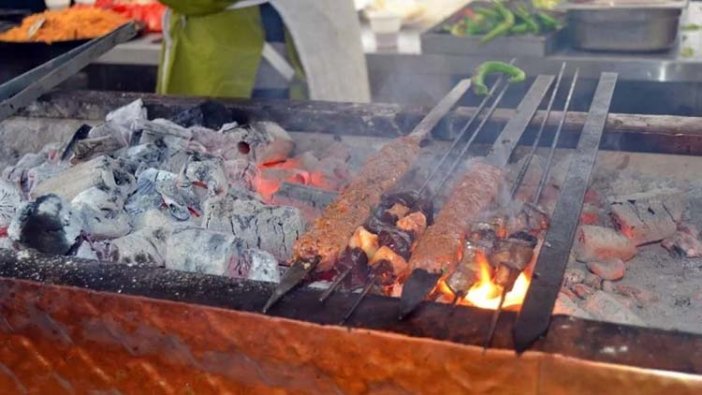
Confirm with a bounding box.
[342,77,516,323]
[510,62,567,198]
[322,67,516,305]
[262,78,474,313]
[482,67,580,352]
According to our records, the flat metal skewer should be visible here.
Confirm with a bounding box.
[483,67,571,351]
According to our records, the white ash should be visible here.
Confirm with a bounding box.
[124,143,167,171]
[203,194,305,261]
[0,179,21,228]
[105,98,147,130]
[31,156,134,201]
[221,121,294,164]
[136,118,192,150]
[25,161,70,195]
[0,237,13,250]
[165,227,245,275]
[181,152,228,196]
[74,241,100,261]
[108,227,168,266]
[71,187,131,240]
[8,194,83,255]
[609,188,685,245]
[86,122,130,150]
[228,248,280,283]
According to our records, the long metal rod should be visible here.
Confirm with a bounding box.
[397,75,556,321]
[263,78,474,313]
[0,22,138,123]
[511,62,567,198]
[322,78,512,304]
[534,68,580,204]
[418,59,517,195]
[513,72,618,353]
[431,80,513,193]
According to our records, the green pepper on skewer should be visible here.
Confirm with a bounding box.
[471,61,526,96]
[481,2,515,44]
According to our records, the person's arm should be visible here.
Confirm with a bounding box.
[157,0,242,16]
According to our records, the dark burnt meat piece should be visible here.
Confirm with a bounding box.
[378,227,413,260]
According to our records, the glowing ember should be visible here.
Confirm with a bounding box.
[253,158,329,201]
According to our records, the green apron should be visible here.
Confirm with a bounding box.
[157,0,306,99]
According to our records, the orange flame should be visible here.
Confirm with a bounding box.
[440,249,532,310]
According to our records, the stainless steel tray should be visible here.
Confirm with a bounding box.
[567,8,682,52]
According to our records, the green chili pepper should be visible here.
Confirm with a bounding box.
[471,61,526,96]
[515,5,540,35]
[536,11,560,30]
[510,23,530,34]
[475,7,500,20]
[480,2,515,44]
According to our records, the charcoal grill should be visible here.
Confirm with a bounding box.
[2,76,702,393]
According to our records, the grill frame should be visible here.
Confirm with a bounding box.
[1,88,702,391]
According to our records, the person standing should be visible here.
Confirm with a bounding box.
[157,0,371,102]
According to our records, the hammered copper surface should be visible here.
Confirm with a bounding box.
[0,277,699,394]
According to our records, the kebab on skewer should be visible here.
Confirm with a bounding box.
[262,79,473,312]
[398,160,504,318]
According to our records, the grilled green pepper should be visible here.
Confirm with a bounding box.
[471,61,526,96]
[481,2,515,44]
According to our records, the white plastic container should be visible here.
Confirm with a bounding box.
[45,0,71,10]
[366,10,402,48]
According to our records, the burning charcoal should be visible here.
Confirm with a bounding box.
[222,121,294,164]
[32,156,133,201]
[71,187,131,240]
[609,188,686,245]
[0,179,22,228]
[661,224,702,258]
[181,152,228,196]
[136,119,192,151]
[125,168,177,218]
[72,136,124,162]
[582,291,645,327]
[105,99,147,129]
[586,259,626,281]
[602,280,615,293]
[203,195,305,261]
[223,159,257,191]
[87,122,130,149]
[574,225,637,262]
[165,227,245,275]
[108,228,168,267]
[124,143,167,171]
[171,101,229,130]
[26,162,70,195]
[228,248,280,283]
[8,194,83,255]
[580,204,601,226]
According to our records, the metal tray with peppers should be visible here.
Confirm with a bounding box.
[421,0,565,57]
